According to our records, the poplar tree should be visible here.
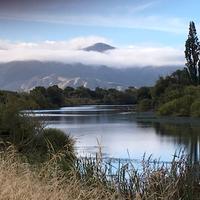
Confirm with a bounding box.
[185,21,200,85]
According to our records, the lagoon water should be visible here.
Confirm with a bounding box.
[31,105,200,162]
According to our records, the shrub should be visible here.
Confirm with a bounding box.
[163,87,183,102]
[158,95,194,116]
[184,85,200,97]
[0,97,75,168]
[157,100,175,116]
[190,99,200,117]
[138,99,152,111]
[31,128,76,169]
[0,96,42,150]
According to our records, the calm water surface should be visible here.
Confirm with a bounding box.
[31,105,200,162]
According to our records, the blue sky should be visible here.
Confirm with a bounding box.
[0,0,199,67]
[0,0,198,46]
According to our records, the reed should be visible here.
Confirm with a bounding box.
[76,151,200,200]
[0,145,200,200]
[0,145,117,200]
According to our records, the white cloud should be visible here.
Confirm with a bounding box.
[117,0,158,15]
[0,37,184,67]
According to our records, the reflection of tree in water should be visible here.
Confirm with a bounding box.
[136,118,200,163]
[153,122,200,162]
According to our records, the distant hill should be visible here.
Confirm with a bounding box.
[83,43,116,52]
[0,61,182,91]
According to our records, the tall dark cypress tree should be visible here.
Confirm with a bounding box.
[185,21,200,85]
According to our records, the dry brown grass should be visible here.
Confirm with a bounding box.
[0,147,118,200]
[0,146,200,200]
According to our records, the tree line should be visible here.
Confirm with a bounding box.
[0,22,200,117]
[0,86,142,109]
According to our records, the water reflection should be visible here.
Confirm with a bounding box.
[30,105,200,162]
[136,115,200,162]
[154,123,200,162]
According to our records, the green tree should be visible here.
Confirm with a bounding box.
[185,21,200,85]
[30,86,50,108]
[138,99,152,112]
[47,85,65,107]
[171,69,190,85]
[64,86,74,97]
[137,87,151,101]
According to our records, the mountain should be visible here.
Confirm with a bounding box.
[83,43,116,52]
[0,61,182,91]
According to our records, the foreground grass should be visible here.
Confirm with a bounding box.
[77,153,200,200]
[1,146,200,200]
[0,146,117,200]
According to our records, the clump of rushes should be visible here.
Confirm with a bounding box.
[1,143,200,199]
[0,145,117,200]
[0,96,76,170]
[76,151,200,200]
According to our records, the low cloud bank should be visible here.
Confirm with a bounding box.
[0,36,184,68]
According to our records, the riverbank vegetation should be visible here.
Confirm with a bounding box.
[1,140,200,199]
[0,99,75,167]
[0,98,200,199]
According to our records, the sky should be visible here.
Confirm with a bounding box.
[0,0,199,67]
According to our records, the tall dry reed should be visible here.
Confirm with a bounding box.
[0,145,118,200]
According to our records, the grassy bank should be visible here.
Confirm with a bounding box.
[0,146,200,200]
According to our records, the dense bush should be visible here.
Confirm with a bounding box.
[0,97,75,167]
[190,99,200,117]
[138,99,152,112]
[158,95,194,116]
[0,97,41,149]
[31,128,75,168]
